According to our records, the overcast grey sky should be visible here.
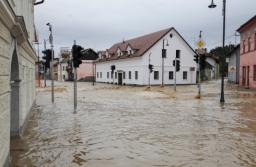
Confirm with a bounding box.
[35,0,256,55]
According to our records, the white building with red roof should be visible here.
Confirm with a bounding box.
[95,27,198,85]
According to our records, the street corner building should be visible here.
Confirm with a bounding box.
[237,15,256,89]
[0,0,39,166]
[95,27,198,86]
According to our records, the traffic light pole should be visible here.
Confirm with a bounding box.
[73,40,78,113]
[74,67,77,113]
[148,53,151,88]
[44,39,47,87]
[47,23,54,104]
[198,57,201,98]
[174,57,177,92]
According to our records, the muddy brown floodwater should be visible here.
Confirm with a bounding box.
[11,80,256,167]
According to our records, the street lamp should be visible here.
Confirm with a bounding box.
[208,0,226,103]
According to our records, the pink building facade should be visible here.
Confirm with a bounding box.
[77,60,95,80]
[238,15,256,88]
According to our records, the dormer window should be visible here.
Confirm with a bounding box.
[116,48,122,56]
[126,44,134,55]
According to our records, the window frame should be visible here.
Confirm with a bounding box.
[135,71,138,80]
[169,71,174,80]
[183,71,188,80]
[254,65,256,81]
[154,71,159,80]
[123,72,126,79]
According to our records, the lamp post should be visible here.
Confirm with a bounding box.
[208,0,226,103]
[161,39,169,87]
[46,22,54,104]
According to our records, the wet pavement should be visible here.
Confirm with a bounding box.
[11,80,256,167]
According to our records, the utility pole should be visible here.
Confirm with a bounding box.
[47,23,54,103]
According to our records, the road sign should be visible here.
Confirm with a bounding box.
[196,39,205,49]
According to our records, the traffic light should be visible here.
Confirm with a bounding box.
[176,60,180,72]
[42,49,52,68]
[194,55,199,63]
[162,49,167,58]
[72,44,83,68]
[111,65,116,74]
[148,64,154,73]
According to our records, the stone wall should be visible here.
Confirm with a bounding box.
[0,0,37,166]
[0,19,12,167]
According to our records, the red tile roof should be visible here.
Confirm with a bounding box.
[97,27,173,62]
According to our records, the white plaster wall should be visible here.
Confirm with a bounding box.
[96,29,197,85]
[142,29,197,85]
[96,57,144,85]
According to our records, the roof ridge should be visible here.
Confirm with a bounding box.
[113,27,172,46]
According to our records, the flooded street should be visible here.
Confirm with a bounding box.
[11,81,256,167]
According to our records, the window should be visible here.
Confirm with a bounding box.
[243,40,246,53]
[254,65,256,81]
[254,33,256,50]
[248,37,251,52]
[100,72,102,78]
[115,72,117,79]
[135,71,138,80]
[154,71,159,80]
[107,72,109,79]
[123,72,126,79]
[169,71,174,80]
[183,71,188,80]
[63,66,65,70]
[97,72,99,78]
[176,50,180,59]
[129,71,132,79]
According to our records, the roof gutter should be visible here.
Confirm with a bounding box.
[34,0,44,6]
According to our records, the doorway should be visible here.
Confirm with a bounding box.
[10,50,20,136]
[242,66,246,86]
[118,73,123,85]
[247,66,250,87]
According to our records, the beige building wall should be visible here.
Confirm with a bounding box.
[0,0,37,166]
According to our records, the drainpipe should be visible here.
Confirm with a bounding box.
[34,0,44,5]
